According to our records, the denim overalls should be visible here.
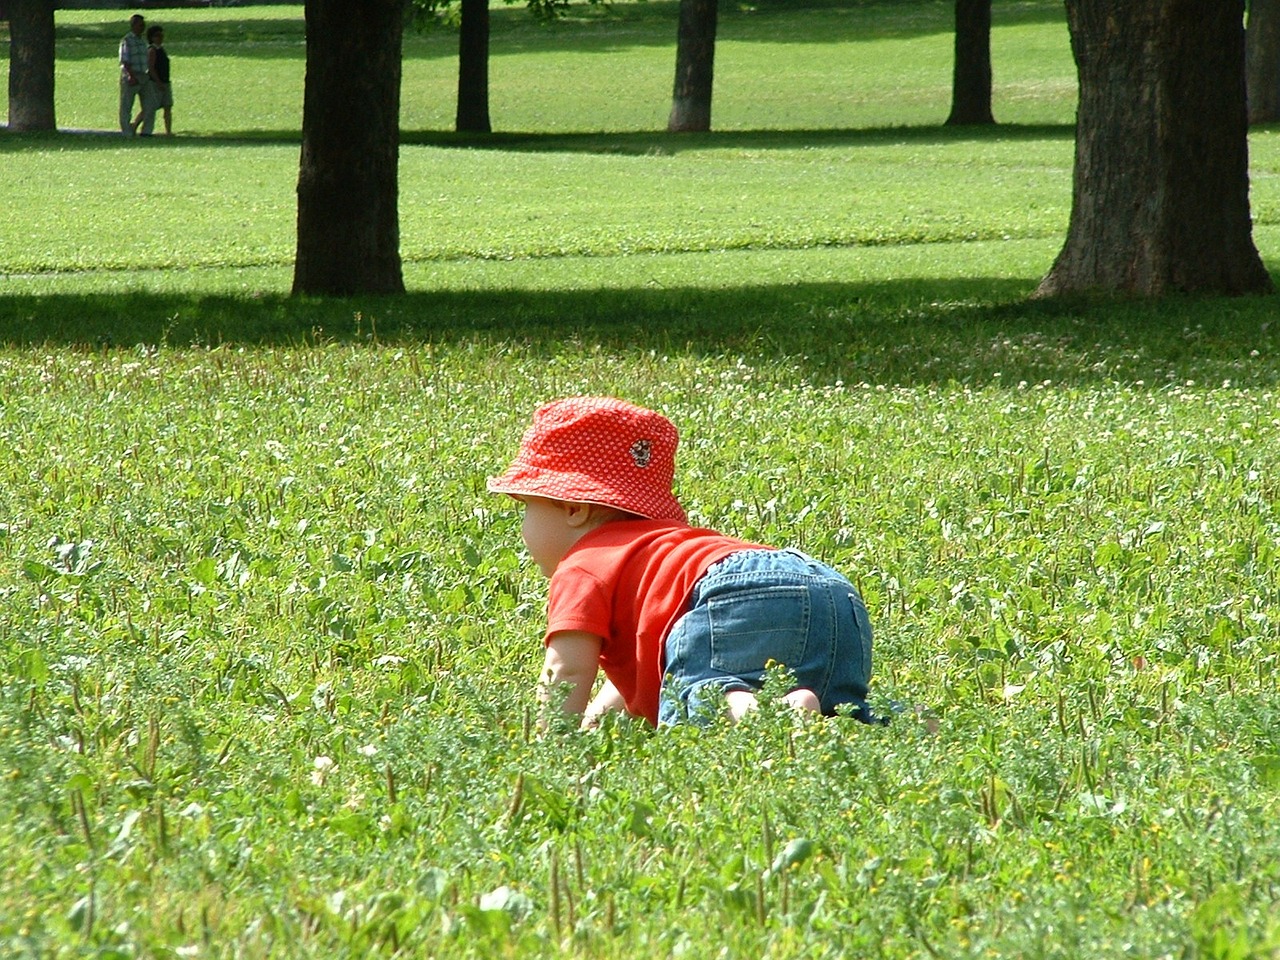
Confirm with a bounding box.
[658,548,875,725]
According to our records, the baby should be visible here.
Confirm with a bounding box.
[489,396,876,728]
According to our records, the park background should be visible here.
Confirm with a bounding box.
[2,2,1280,958]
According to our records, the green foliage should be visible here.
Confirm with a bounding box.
[3,313,1280,958]
[3,2,1280,957]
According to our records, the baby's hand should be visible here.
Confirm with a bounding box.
[581,677,625,731]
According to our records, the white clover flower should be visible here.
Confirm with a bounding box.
[311,755,336,785]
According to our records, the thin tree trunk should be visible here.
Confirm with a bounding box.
[7,0,57,132]
[1036,0,1271,298]
[667,0,717,132]
[946,0,994,126]
[1247,0,1280,123]
[456,0,491,133]
[293,0,406,296]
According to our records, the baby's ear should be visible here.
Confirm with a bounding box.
[562,501,594,528]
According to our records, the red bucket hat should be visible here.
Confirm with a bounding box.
[488,397,687,523]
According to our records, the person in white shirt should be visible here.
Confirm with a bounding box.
[118,14,152,136]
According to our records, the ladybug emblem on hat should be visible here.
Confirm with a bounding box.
[630,439,652,468]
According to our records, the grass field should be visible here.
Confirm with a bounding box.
[3,2,1280,958]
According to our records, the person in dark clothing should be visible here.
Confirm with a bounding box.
[133,25,174,136]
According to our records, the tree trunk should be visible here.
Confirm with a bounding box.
[1036,0,1272,298]
[293,0,406,296]
[667,0,717,132]
[1247,0,1280,123]
[7,0,57,132]
[455,0,491,133]
[945,0,994,126]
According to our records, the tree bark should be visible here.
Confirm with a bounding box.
[1036,0,1272,298]
[667,0,717,132]
[7,0,57,132]
[455,0,491,133]
[293,0,406,296]
[945,0,994,126]
[1247,0,1280,123]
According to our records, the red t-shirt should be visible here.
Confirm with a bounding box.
[544,519,767,725]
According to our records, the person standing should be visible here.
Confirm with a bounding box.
[133,25,173,136]
[118,14,152,136]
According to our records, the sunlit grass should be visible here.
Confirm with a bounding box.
[19,1,1076,135]
[3,327,1280,956]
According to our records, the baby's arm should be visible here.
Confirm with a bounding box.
[582,678,626,729]
[540,630,603,719]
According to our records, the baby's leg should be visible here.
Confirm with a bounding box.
[784,688,821,714]
[726,687,820,722]
[725,689,757,721]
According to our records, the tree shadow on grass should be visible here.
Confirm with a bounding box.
[44,0,1067,62]
[1,277,1276,388]
[0,122,1075,155]
[399,123,1077,156]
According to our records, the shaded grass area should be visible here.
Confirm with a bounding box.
[0,121,1077,154]
[2,278,1276,389]
[397,121,1078,154]
[33,0,1067,60]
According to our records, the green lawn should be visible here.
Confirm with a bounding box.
[3,3,1280,958]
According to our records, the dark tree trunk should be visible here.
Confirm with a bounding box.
[1036,0,1272,298]
[946,0,994,126]
[7,0,57,132]
[1247,0,1280,123]
[293,0,406,296]
[667,0,717,132]
[455,0,491,133]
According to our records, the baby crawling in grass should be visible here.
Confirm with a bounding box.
[489,396,878,728]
